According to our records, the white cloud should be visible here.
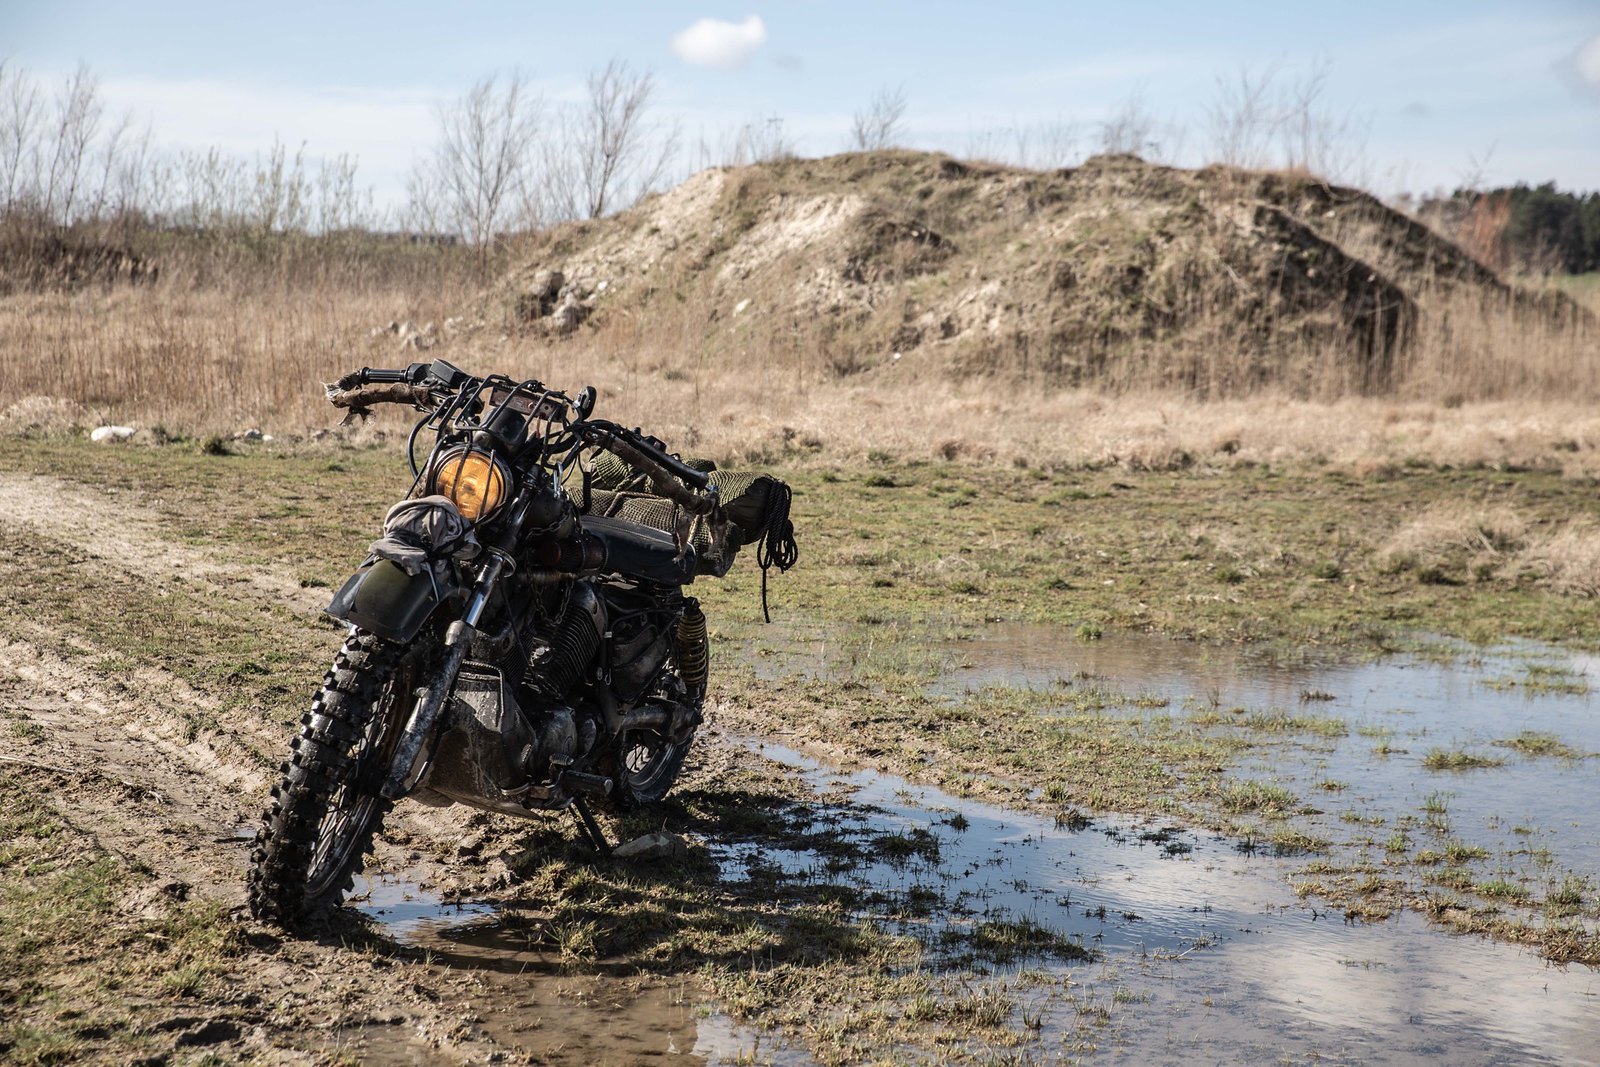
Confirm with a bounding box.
[1576,33,1600,87]
[670,16,767,70]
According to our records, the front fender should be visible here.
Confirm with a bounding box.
[325,560,461,644]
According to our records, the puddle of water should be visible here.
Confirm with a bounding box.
[343,722,1597,1065]
[352,874,496,938]
[748,621,1600,898]
[740,739,1600,1065]
[354,872,803,1065]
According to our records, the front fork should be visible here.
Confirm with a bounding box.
[380,548,513,800]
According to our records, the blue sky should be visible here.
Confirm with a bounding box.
[4,1,1597,208]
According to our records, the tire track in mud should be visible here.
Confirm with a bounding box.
[0,469,329,615]
[0,466,817,1064]
[0,633,770,1065]
[0,474,663,1064]
[0,637,549,1064]
[0,467,484,857]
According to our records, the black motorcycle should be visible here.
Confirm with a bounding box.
[248,358,794,923]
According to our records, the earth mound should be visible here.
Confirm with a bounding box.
[495,151,1578,396]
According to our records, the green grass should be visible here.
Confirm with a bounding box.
[5,433,1600,1015]
[1422,748,1506,771]
[0,776,250,1063]
[1492,731,1584,759]
[11,438,1600,651]
[1213,779,1299,816]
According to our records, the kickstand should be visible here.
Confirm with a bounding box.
[570,796,612,857]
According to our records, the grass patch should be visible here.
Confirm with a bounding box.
[1213,779,1298,816]
[1422,748,1506,771]
[1492,731,1583,759]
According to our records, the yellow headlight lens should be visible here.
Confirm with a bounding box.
[431,449,508,521]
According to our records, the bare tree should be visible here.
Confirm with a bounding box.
[177,146,249,229]
[0,61,44,215]
[106,121,157,224]
[849,84,907,151]
[249,138,309,233]
[547,60,677,221]
[409,71,543,253]
[83,109,134,226]
[314,153,372,233]
[42,65,104,223]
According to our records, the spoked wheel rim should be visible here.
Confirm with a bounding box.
[304,673,411,899]
[621,728,679,797]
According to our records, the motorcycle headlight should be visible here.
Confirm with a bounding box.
[430,448,509,521]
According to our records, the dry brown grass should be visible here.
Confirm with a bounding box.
[1373,502,1600,596]
[6,274,1600,483]
[1,154,1597,477]
[1521,520,1600,598]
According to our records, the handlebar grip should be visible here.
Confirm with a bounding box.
[584,421,710,491]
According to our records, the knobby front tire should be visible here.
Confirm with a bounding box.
[247,631,412,925]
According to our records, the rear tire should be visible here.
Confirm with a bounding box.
[612,726,693,809]
[247,631,414,924]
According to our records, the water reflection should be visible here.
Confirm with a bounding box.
[749,621,1600,894]
[355,873,801,1064]
[746,740,1600,1065]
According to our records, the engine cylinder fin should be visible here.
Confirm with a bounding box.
[531,594,601,699]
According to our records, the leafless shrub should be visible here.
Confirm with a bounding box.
[696,115,797,168]
[313,153,374,234]
[1207,63,1284,169]
[849,85,907,151]
[963,118,1079,170]
[1204,59,1369,182]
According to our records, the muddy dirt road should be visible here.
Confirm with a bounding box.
[0,469,770,1064]
[4,451,1599,1066]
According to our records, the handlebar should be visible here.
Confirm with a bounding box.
[582,420,710,491]
[325,361,716,513]
[581,420,716,515]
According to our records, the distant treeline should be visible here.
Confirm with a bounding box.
[1420,184,1600,276]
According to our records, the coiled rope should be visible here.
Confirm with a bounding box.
[755,481,798,623]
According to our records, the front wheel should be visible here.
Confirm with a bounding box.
[247,631,417,924]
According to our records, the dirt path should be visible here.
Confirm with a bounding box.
[0,469,328,614]
[0,627,775,1064]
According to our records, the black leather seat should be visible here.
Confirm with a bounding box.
[580,515,696,585]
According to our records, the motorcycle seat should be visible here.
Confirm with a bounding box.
[580,514,697,586]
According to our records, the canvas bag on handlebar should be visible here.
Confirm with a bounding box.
[584,454,793,579]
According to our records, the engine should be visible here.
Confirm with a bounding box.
[418,664,591,816]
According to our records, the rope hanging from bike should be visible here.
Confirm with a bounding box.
[755,481,797,624]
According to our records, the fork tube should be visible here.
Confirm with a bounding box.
[380,547,512,799]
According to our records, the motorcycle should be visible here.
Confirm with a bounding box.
[247,358,794,923]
